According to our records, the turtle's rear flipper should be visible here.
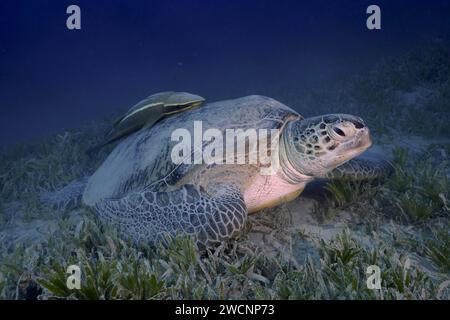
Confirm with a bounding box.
[94,184,247,249]
[40,176,90,211]
[325,157,394,181]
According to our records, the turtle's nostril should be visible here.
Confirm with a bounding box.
[352,120,365,129]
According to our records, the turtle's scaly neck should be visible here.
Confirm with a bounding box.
[279,121,314,184]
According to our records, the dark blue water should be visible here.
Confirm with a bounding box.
[1,0,450,145]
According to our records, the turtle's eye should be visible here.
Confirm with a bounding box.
[333,127,345,137]
[328,122,355,141]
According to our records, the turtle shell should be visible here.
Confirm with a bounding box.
[83,95,302,206]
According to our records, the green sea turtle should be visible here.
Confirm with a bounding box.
[87,91,205,153]
[43,95,390,248]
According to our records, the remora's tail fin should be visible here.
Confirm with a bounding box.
[85,142,106,157]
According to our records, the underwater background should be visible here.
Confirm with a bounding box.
[1,0,450,145]
[0,0,450,299]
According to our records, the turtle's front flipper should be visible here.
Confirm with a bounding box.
[95,184,247,248]
[325,157,393,181]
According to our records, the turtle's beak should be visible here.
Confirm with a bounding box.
[342,127,372,159]
[360,128,372,150]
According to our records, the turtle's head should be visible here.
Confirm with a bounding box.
[281,114,372,179]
